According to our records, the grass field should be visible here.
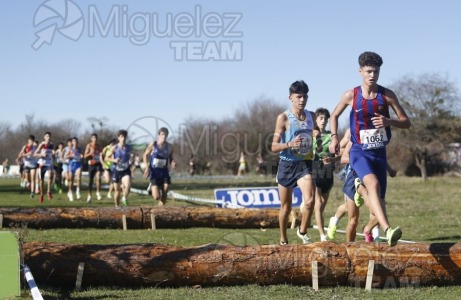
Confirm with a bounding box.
[1,175,461,299]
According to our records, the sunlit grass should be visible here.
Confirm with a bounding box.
[2,175,461,299]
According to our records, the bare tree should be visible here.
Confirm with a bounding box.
[0,122,10,139]
[231,97,285,173]
[177,97,284,175]
[0,122,12,162]
[390,73,461,180]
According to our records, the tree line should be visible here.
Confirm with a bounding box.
[1,73,460,180]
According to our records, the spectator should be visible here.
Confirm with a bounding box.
[2,158,9,174]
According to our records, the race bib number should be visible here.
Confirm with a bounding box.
[116,161,129,171]
[360,128,388,150]
[292,132,313,155]
[153,158,167,168]
[25,160,37,168]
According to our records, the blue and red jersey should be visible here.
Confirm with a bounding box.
[349,85,392,150]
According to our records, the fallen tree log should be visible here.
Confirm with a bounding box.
[143,206,286,229]
[0,207,294,229]
[0,207,144,229]
[23,242,461,288]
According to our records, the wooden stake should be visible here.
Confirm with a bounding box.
[0,214,3,229]
[365,260,375,291]
[150,213,156,230]
[75,262,85,291]
[312,261,318,291]
[122,215,127,231]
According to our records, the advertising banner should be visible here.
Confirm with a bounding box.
[214,186,302,208]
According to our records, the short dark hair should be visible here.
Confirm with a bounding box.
[315,108,330,119]
[91,133,98,139]
[28,135,35,141]
[289,80,309,95]
[358,51,383,68]
[44,131,52,136]
[118,130,128,138]
[158,127,169,136]
[72,137,78,142]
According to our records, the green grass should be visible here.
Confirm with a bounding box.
[1,175,461,299]
[14,285,461,300]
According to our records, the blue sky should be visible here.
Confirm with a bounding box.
[1,0,461,137]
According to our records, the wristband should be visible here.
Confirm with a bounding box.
[331,133,338,137]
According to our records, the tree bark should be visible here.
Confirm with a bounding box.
[23,242,461,288]
[0,207,293,229]
[0,207,144,229]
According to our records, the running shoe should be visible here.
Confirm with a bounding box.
[386,227,402,247]
[297,228,312,244]
[363,230,374,242]
[327,217,337,240]
[354,178,364,207]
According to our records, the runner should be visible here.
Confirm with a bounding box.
[271,80,316,245]
[66,137,83,201]
[84,133,103,202]
[100,138,116,199]
[34,132,55,203]
[17,135,38,197]
[105,130,132,207]
[143,127,176,206]
[329,51,411,246]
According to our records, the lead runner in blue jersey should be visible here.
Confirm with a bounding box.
[329,52,411,246]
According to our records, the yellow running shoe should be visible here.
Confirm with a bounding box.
[327,217,337,240]
[354,178,364,207]
[386,227,402,246]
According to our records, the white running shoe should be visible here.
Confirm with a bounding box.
[121,196,128,206]
[107,193,112,199]
[297,228,312,244]
[67,191,74,202]
[96,192,102,200]
[87,196,92,203]
[76,191,81,200]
